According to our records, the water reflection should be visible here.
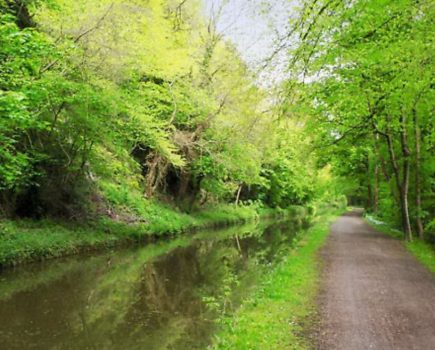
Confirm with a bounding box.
[0,218,305,349]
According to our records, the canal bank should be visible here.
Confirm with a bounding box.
[0,204,309,268]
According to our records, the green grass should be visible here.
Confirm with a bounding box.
[212,210,343,350]
[0,219,124,267]
[406,240,435,273]
[0,202,278,267]
[365,215,435,273]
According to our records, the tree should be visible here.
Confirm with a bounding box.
[283,0,434,240]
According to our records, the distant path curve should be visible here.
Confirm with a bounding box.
[318,210,435,350]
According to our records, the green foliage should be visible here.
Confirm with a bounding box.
[0,0,329,222]
[0,14,52,189]
[406,240,435,274]
[0,0,348,272]
[285,0,434,239]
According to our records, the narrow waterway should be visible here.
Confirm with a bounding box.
[0,216,307,350]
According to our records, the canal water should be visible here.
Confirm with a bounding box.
[0,217,307,350]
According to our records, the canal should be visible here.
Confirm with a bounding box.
[0,216,307,349]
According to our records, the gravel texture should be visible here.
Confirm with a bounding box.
[318,210,435,350]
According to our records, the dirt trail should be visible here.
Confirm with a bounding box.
[318,210,435,350]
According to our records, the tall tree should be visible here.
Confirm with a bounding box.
[283,0,434,240]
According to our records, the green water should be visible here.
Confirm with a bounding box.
[0,218,306,349]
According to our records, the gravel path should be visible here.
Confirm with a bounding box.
[318,210,435,350]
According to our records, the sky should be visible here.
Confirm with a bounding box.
[203,0,299,85]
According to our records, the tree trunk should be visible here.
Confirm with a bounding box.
[6,0,36,28]
[413,107,424,239]
[145,156,159,197]
[235,184,242,206]
[145,154,168,198]
[373,162,379,214]
[373,132,391,183]
[366,163,373,211]
[383,124,412,241]
[399,114,412,241]
[399,183,412,241]
[367,181,373,211]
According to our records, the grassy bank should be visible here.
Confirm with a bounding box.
[365,215,435,273]
[0,203,306,268]
[212,210,343,350]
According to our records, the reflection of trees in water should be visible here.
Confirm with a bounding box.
[0,218,305,350]
[0,254,105,302]
[198,218,303,318]
[116,245,214,349]
[238,219,302,264]
[0,262,108,350]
